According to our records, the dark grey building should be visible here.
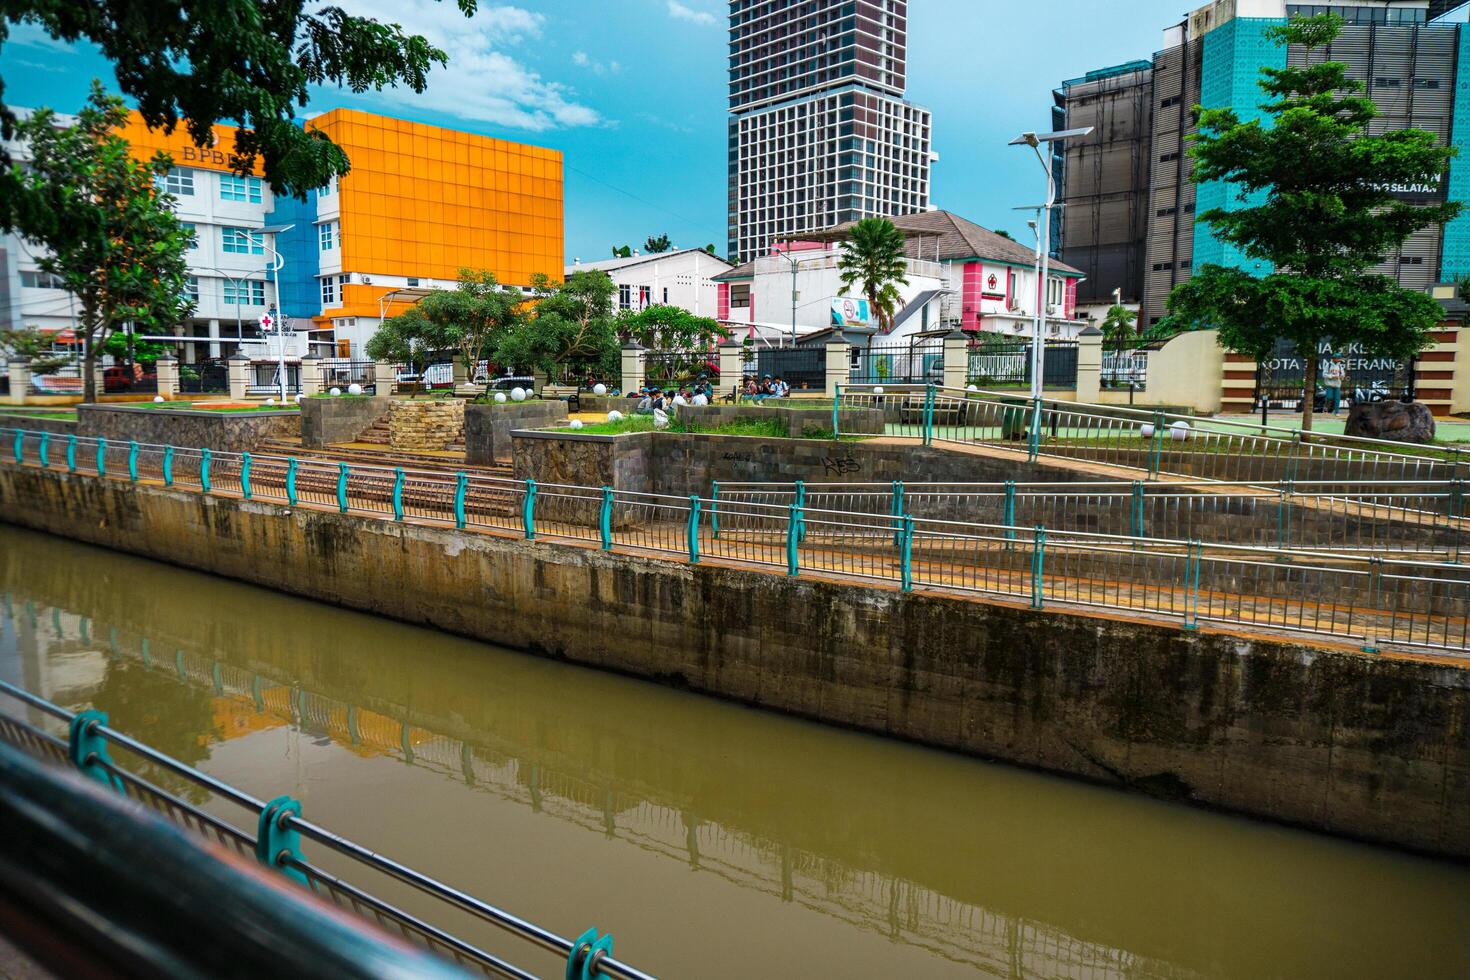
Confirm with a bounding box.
[727,0,934,263]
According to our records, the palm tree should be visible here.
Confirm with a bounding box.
[837,217,909,332]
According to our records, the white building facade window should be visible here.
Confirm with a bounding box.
[320,275,346,307]
[183,276,199,304]
[223,279,266,306]
[19,271,65,289]
[157,167,195,196]
[219,174,263,203]
[221,227,263,255]
[319,221,336,251]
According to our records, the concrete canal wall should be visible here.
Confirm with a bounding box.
[1,464,1467,859]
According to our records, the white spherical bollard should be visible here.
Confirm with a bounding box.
[1140,423,1155,439]
[1170,420,1191,441]
[347,383,363,396]
[329,387,342,397]
[153,395,165,403]
[493,392,507,404]
[264,398,275,406]
[873,386,885,396]
[593,383,607,396]
[569,419,584,430]
[966,384,978,392]
[607,410,624,422]
[510,387,527,402]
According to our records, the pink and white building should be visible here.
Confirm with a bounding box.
[712,210,1087,344]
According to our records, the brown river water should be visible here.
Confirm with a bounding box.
[0,524,1466,979]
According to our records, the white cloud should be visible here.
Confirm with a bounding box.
[6,21,76,52]
[667,1,718,26]
[329,1,600,131]
[571,50,620,75]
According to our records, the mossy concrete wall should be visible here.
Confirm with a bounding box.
[1,463,1467,858]
[464,401,567,465]
[0,412,77,435]
[300,397,388,448]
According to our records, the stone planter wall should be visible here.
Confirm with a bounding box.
[464,401,568,465]
[76,404,299,452]
[389,400,465,451]
[300,397,389,448]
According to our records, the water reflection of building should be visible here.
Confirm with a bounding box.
[0,596,1202,980]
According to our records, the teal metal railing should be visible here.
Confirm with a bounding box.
[0,678,656,980]
[4,427,1470,655]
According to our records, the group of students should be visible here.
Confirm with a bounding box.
[741,375,790,400]
[631,379,715,415]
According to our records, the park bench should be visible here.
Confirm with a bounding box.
[541,384,581,411]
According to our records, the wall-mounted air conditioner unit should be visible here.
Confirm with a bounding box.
[359,275,372,285]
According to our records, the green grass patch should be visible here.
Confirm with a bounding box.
[563,413,868,441]
[1,410,77,420]
[308,392,373,400]
[125,400,299,414]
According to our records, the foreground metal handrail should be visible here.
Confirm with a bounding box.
[0,679,656,980]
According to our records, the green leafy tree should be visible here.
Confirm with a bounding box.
[0,0,472,231]
[1160,13,1459,431]
[10,84,193,402]
[1100,304,1138,345]
[611,244,632,258]
[704,243,717,255]
[837,217,909,332]
[0,327,74,374]
[365,305,443,370]
[495,271,619,381]
[619,304,727,351]
[644,233,672,253]
[101,332,172,367]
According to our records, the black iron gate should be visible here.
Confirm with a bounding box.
[1254,340,1414,412]
[850,336,943,385]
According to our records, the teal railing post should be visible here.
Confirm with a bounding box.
[161,445,174,486]
[336,463,349,513]
[67,709,124,793]
[567,928,615,980]
[392,467,405,521]
[255,796,308,886]
[454,471,467,528]
[523,479,537,539]
[1183,540,1201,630]
[11,429,21,464]
[1452,479,1464,564]
[240,452,252,500]
[1287,432,1302,486]
[599,487,613,550]
[286,457,298,505]
[1148,412,1165,478]
[687,495,701,563]
[1031,526,1046,609]
[794,479,806,542]
[890,479,905,546]
[710,480,720,539]
[922,384,935,446]
[200,448,211,494]
[37,431,49,469]
[1363,557,1382,652]
[786,504,801,576]
[1131,480,1145,538]
[1027,397,1043,462]
[96,437,107,477]
[1003,480,1017,546]
[831,383,841,439]
[65,434,76,473]
[900,514,914,592]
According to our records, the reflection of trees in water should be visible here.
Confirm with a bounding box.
[91,661,220,804]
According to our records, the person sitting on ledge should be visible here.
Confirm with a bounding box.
[634,388,654,414]
[771,376,789,398]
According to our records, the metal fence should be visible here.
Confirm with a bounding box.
[832,385,1469,486]
[320,359,376,393]
[1102,345,1149,389]
[0,678,655,980]
[646,350,718,389]
[965,342,1079,389]
[6,425,1470,655]
[851,337,943,385]
[754,346,825,389]
[178,358,229,394]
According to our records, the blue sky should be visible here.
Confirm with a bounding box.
[3,0,1192,261]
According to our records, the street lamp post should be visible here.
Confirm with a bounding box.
[773,248,800,348]
[247,225,294,403]
[1009,128,1092,400]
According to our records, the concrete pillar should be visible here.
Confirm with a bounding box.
[532,367,549,396]
[227,354,252,401]
[92,361,106,397]
[7,360,30,405]
[374,360,396,398]
[718,342,744,398]
[825,340,850,397]
[1077,326,1103,404]
[154,357,179,400]
[620,342,645,395]
[452,359,469,388]
[299,356,323,397]
[941,331,969,391]
[207,319,221,359]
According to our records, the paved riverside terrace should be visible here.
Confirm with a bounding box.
[6,428,1470,658]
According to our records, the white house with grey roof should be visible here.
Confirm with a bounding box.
[712,210,1088,344]
[565,248,732,319]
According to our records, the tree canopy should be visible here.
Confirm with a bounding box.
[1100,304,1138,344]
[494,271,620,382]
[618,304,727,351]
[0,0,474,231]
[366,270,522,379]
[644,233,672,253]
[10,84,193,402]
[1160,12,1459,429]
[838,217,909,332]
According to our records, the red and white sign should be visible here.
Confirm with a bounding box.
[258,313,274,331]
[981,267,1006,299]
